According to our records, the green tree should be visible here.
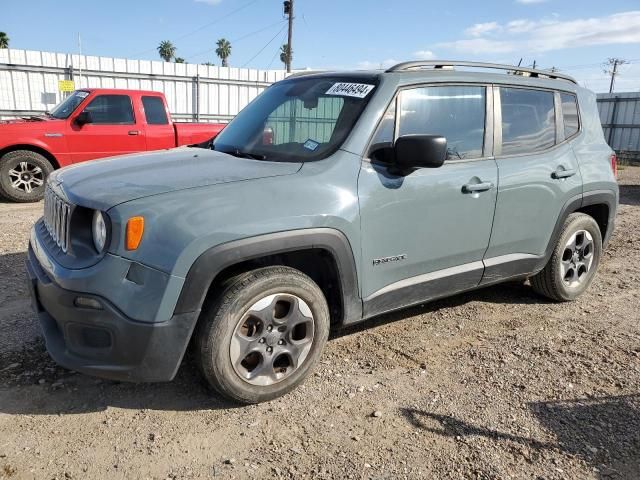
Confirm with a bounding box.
[157,40,176,62]
[279,44,292,68]
[215,38,231,67]
[0,32,9,49]
[202,62,215,66]
[174,57,186,64]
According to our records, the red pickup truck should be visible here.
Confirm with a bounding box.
[0,89,225,202]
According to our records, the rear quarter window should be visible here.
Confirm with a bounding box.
[560,92,580,139]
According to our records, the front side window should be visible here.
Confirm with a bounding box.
[399,85,486,160]
[82,95,134,124]
[500,87,555,155]
[213,75,378,162]
[142,96,169,125]
[561,92,579,139]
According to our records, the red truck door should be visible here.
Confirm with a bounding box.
[66,94,147,162]
[140,95,176,150]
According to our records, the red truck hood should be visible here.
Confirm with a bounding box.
[0,116,64,130]
[51,148,303,210]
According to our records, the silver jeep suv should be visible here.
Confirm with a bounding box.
[27,61,618,403]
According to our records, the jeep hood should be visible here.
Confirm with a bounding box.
[52,148,302,210]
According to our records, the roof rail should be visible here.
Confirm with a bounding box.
[385,60,577,84]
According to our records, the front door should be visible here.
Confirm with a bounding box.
[358,84,498,317]
[67,94,146,163]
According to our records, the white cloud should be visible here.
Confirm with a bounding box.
[195,0,223,5]
[465,22,501,37]
[413,50,436,60]
[437,11,640,55]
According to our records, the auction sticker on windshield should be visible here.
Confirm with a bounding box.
[326,83,375,98]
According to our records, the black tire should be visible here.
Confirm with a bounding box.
[531,213,602,301]
[0,150,53,202]
[195,266,330,404]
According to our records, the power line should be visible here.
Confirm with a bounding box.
[241,25,287,68]
[185,19,287,61]
[266,29,289,69]
[129,0,261,58]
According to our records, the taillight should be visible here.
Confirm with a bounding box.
[610,153,618,178]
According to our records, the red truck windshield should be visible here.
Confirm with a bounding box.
[50,91,90,119]
[213,75,379,162]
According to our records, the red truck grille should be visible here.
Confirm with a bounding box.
[43,185,72,253]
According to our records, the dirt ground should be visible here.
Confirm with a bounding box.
[0,167,639,480]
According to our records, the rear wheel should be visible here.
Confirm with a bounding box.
[0,150,53,202]
[531,213,602,301]
[195,266,330,404]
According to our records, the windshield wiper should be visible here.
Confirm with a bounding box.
[217,147,266,160]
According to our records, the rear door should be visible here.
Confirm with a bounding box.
[358,84,498,316]
[482,86,583,281]
[141,95,176,150]
[66,94,146,162]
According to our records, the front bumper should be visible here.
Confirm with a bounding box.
[26,245,198,382]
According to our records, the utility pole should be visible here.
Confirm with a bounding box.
[284,0,294,73]
[605,58,627,93]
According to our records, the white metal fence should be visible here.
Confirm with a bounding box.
[0,48,287,122]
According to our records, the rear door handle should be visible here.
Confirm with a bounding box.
[128,130,140,136]
[462,181,494,193]
[552,168,576,179]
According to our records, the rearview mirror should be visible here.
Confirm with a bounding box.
[394,134,447,171]
[75,111,93,126]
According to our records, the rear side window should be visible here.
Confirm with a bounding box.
[399,85,486,159]
[500,87,555,155]
[560,92,579,138]
[83,95,134,124]
[142,96,169,125]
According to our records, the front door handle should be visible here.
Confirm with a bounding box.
[552,168,576,179]
[128,130,140,136]
[462,181,494,193]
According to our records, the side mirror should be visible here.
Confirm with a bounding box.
[394,134,447,170]
[75,111,93,126]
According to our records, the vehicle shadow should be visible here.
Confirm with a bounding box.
[401,393,640,479]
[619,184,640,206]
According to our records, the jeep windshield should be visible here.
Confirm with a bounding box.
[213,75,379,162]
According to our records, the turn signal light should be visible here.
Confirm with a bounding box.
[126,216,145,250]
[610,153,618,179]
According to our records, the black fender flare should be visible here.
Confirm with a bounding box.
[542,189,618,268]
[173,228,363,324]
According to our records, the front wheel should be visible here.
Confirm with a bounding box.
[0,150,53,202]
[195,266,330,404]
[531,213,602,301]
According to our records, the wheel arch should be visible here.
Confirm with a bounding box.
[174,228,363,327]
[0,144,60,169]
[545,189,617,263]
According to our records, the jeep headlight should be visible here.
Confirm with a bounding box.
[92,210,108,253]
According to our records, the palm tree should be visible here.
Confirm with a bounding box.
[0,32,9,49]
[279,44,292,68]
[174,57,185,64]
[157,40,176,62]
[215,38,231,67]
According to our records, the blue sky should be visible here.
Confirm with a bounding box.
[2,0,640,92]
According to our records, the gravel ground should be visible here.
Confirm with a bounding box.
[0,167,639,480]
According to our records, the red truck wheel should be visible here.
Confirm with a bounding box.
[0,150,53,203]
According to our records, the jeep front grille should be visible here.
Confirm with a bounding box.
[43,185,73,253]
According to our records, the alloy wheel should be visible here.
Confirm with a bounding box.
[560,229,595,288]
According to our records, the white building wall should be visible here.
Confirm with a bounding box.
[0,48,286,122]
